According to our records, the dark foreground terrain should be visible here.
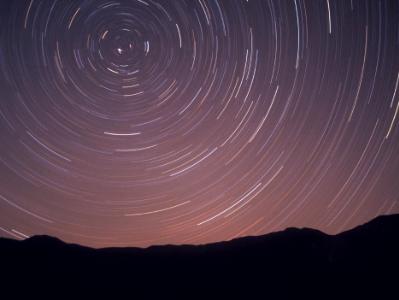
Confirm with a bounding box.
[1,214,399,298]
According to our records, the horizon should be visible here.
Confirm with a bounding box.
[1,212,397,249]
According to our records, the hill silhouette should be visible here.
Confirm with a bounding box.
[1,214,399,298]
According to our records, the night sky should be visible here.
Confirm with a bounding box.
[0,0,398,248]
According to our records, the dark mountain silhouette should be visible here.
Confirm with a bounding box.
[1,214,399,298]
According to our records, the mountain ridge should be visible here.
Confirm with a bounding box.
[3,213,395,250]
[1,214,398,298]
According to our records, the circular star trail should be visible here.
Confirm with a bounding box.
[0,0,399,247]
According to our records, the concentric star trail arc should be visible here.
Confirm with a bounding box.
[0,0,398,248]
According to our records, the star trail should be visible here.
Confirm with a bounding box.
[0,0,399,248]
